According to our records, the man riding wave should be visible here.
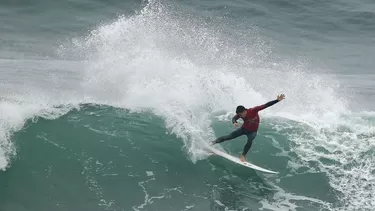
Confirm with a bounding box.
[211,94,285,162]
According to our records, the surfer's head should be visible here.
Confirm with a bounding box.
[236,105,247,117]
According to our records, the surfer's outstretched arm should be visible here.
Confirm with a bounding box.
[252,94,285,112]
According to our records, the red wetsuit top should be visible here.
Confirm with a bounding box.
[232,100,279,132]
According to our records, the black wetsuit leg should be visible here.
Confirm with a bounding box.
[242,131,257,156]
[213,127,245,144]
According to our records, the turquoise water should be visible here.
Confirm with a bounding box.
[1,0,374,210]
[0,105,338,211]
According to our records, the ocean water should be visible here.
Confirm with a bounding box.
[1,0,374,210]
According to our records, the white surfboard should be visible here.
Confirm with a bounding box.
[205,145,278,174]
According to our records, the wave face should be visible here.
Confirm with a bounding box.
[1,0,374,210]
[61,0,349,159]
[60,1,375,210]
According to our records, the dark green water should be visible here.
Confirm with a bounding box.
[1,0,374,210]
[1,105,339,211]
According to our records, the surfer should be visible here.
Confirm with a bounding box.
[211,94,285,162]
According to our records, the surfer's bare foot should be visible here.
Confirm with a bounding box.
[240,155,246,162]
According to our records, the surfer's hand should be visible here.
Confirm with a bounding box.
[233,122,238,127]
[277,94,285,101]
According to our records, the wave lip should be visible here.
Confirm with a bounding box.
[0,97,78,170]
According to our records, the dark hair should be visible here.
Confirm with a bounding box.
[236,105,246,114]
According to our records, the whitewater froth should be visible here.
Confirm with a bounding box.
[68,0,345,157]
[38,0,375,210]
[0,95,80,170]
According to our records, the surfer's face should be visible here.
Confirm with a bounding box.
[239,110,247,118]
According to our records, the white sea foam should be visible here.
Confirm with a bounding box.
[57,1,375,210]
[1,0,373,210]
[0,95,77,170]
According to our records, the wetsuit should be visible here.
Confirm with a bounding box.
[213,99,279,156]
